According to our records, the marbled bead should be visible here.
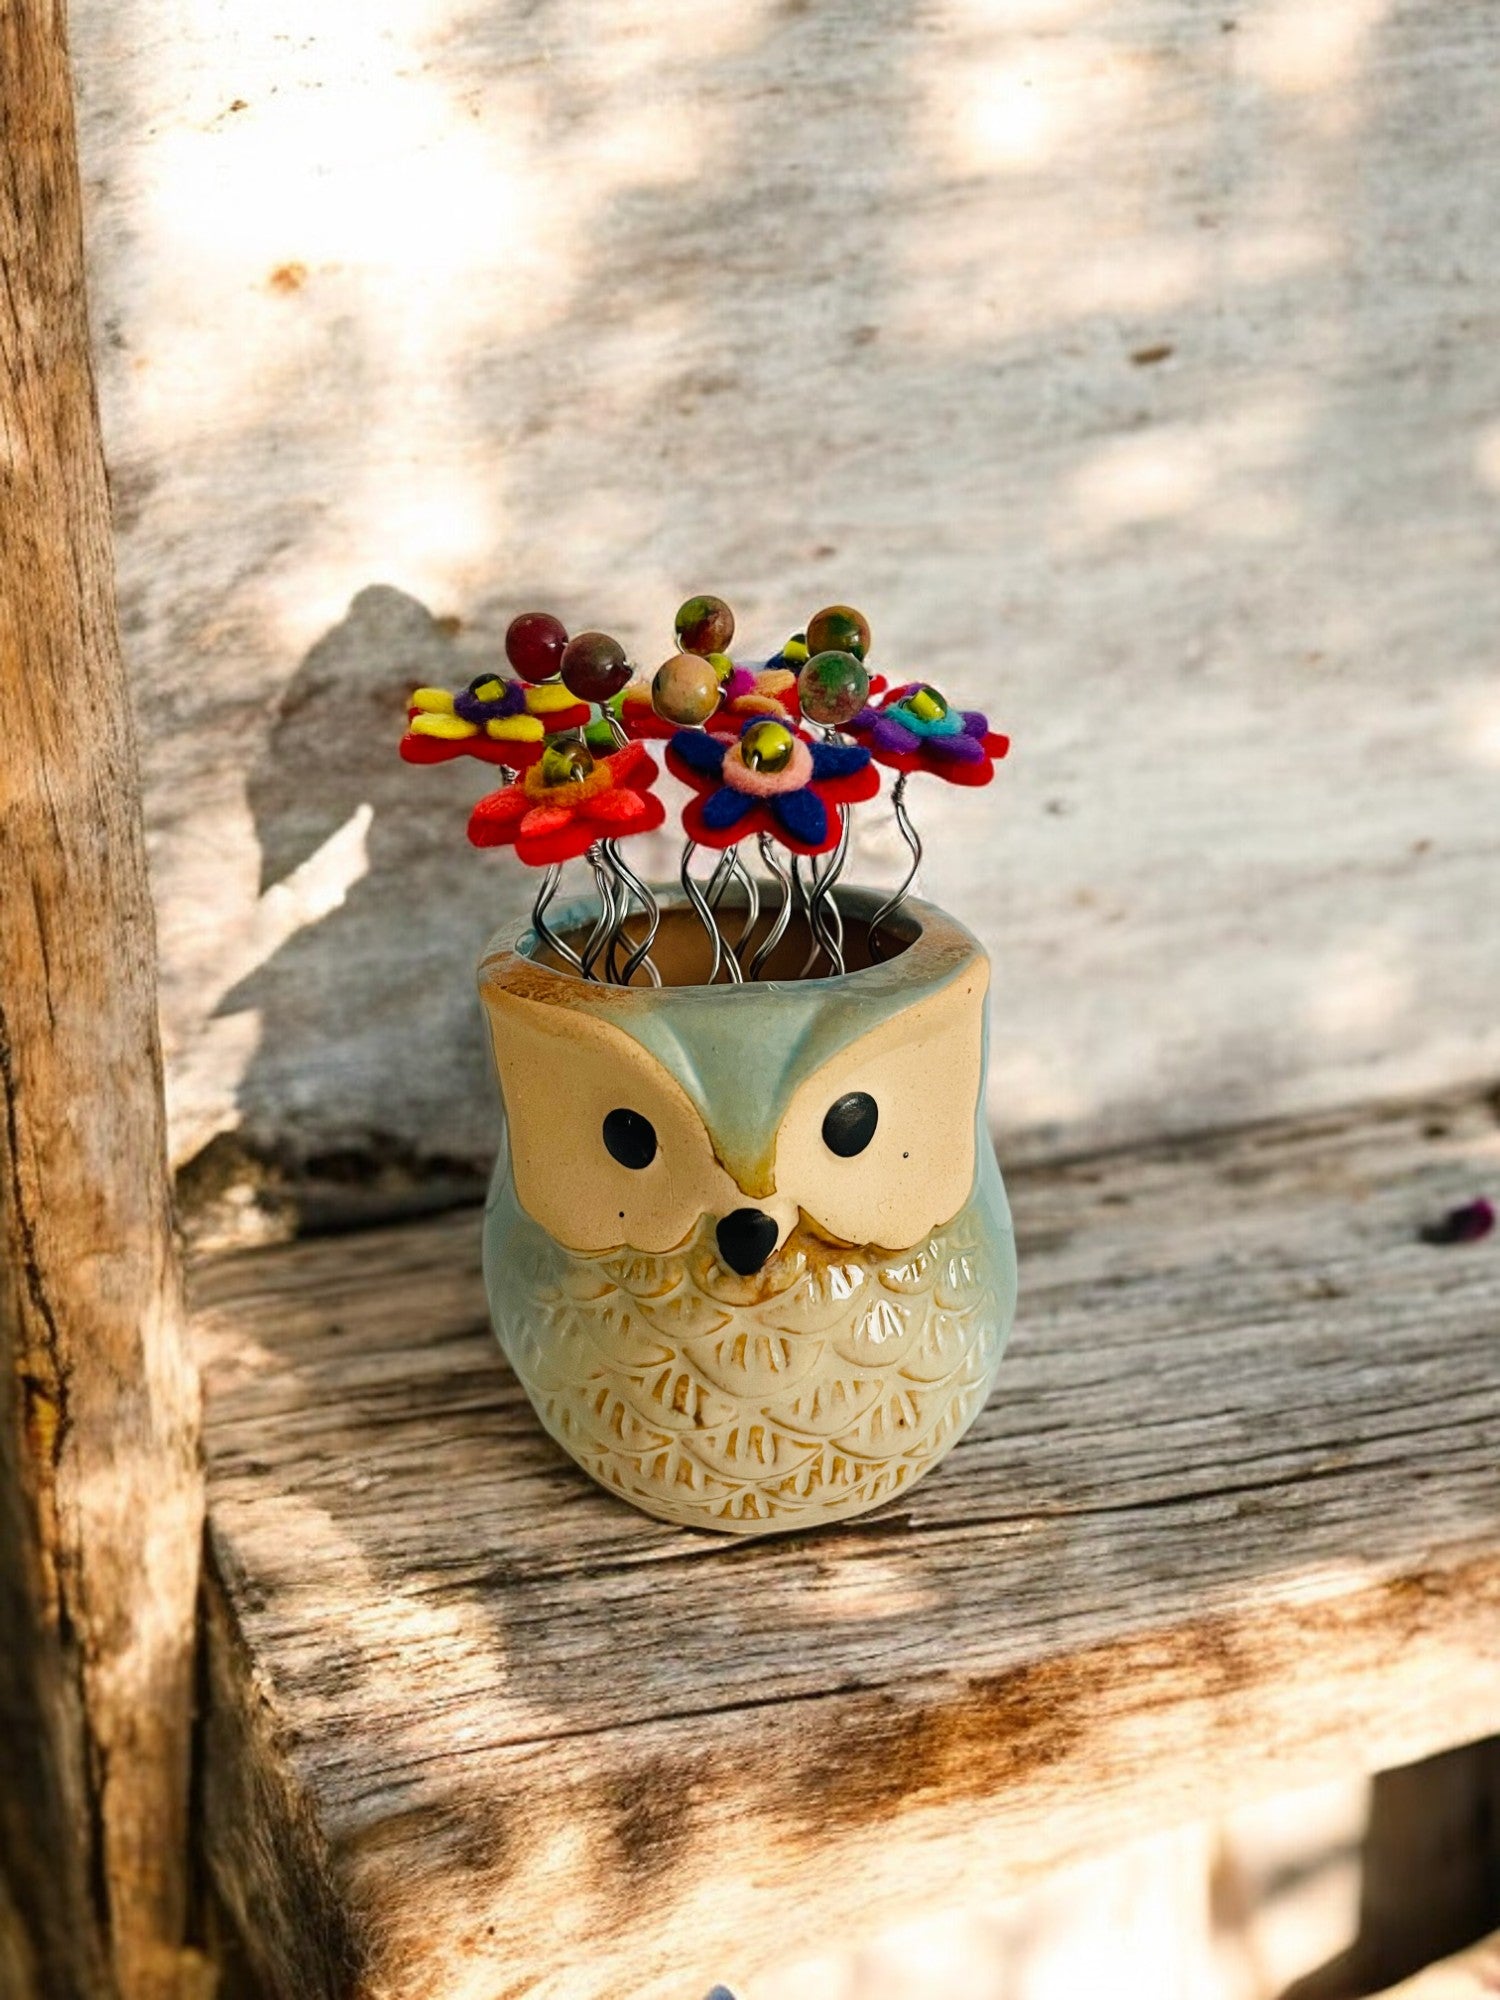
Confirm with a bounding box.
[806,604,871,661]
[652,653,721,725]
[799,650,870,726]
[674,595,735,656]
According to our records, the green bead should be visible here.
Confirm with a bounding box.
[540,739,595,787]
[652,653,721,725]
[705,651,736,683]
[799,650,869,727]
[903,684,949,724]
[806,604,871,662]
[741,719,795,773]
[675,595,735,656]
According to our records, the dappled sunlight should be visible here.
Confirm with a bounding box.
[758,1787,1368,2000]
[1063,387,1313,540]
[71,0,1500,1172]
[1055,238,1209,319]
[243,803,373,965]
[1238,0,1392,100]
[1447,682,1500,773]
[986,1045,1090,1133]
[799,1557,946,1623]
[1068,425,1217,530]
[1312,936,1416,1056]
[1471,421,1500,496]
[553,0,779,83]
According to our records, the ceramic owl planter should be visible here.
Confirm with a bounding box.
[478,885,1018,1535]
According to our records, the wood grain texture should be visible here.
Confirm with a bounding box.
[63,0,1500,1182]
[0,4,203,1994]
[196,1091,1500,2000]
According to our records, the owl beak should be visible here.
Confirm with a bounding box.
[715,1207,780,1277]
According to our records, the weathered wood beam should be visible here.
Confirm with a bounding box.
[195,1090,1500,2000]
[0,4,203,1996]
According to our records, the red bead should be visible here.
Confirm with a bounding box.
[505,611,568,683]
[561,630,630,703]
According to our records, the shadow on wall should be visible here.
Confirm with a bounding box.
[93,0,1500,1203]
[212,584,520,1217]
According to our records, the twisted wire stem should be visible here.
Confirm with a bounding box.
[530,863,584,974]
[581,845,616,980]
[730,851,761,965]
[746,835,793,980]
[704,848,737,913]
[867,772,922,962]
[799,813,850,978]
[680,842,743,984]
[604,840,662,987]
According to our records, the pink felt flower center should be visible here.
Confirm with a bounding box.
[719,731,814,798]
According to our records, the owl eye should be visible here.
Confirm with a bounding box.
[602,1107,657,1170]
[822,1091,878,1157]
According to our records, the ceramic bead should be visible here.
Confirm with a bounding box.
[560,632,629,703]
[505,611,569,683]
[806,603,871,661]
[674,595,735,656]
[799,650,870,726]
[652,653,721,725]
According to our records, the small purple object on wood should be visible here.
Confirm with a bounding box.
[1419,1197,1495,1246]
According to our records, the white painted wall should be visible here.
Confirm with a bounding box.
[71,0,1500,1174]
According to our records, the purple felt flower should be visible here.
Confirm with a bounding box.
[454,677,529,725]
[850,683,1011,788]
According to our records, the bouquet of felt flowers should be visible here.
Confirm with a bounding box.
[398,595,1009,985]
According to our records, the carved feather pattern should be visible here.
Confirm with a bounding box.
[490,1197,1010,1532]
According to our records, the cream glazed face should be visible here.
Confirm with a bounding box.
[476,892,1018,1534]
[482,967,985,1275]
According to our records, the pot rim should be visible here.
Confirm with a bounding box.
[478,881,985,1009]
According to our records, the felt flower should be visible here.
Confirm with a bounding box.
[467,739,665,865]
[616,661,799,741]
[400,674,591,768]
[847,681,1010,786]
[665,716,879,857]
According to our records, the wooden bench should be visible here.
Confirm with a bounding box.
[5,5,1499,1995]
[194,1091,1500,1999]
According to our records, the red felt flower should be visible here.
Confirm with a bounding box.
[467,740,665,866]
[846,682,1010,787]
[399,676,590,769]
[665,720,880,858]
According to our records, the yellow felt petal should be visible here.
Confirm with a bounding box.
[411,712,478,739]
[486,716,545,742]
[526,683,578,714]
[410,686,456,713]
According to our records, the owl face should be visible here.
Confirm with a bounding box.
[479,902,989,1274]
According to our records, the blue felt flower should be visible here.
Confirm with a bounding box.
[664,719,880,856]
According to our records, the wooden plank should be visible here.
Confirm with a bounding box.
[1285,1737,1500,1999]
[196,1091,1500,2000]
[0,4,203,1995]
[62,0,1500,1184]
